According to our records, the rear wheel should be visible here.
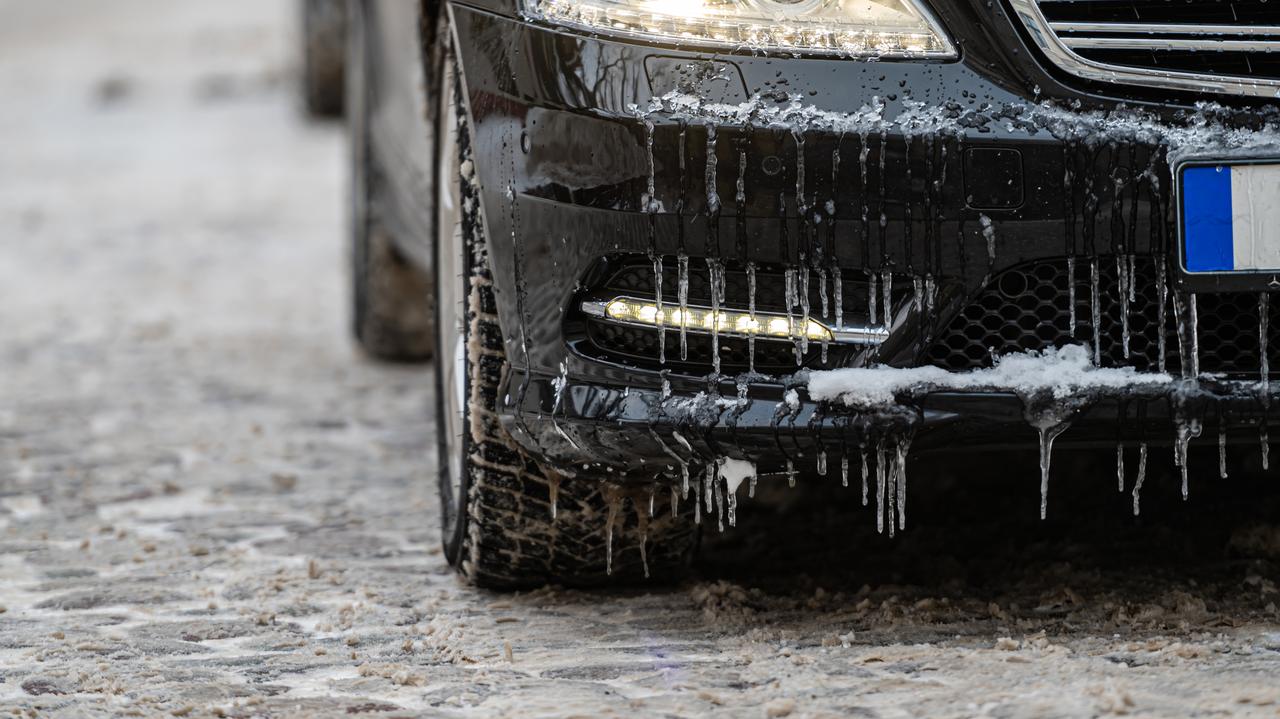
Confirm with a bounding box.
[301,0,346,117]
[431,36,697,588]
[347,2,434,362]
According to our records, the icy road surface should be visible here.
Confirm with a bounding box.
[3,2,1280,717]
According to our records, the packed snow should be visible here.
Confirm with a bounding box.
[807,344,1173,409]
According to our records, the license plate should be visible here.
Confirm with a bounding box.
[1180,160,1280,274]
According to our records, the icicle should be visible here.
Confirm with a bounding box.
[1173,290,1189,380]
[705,124,720,216]
[1188,293,1200,378]
[704,463,714,512]
[694,468,702,525]
[858,129,870,194]
[818,269,830,362]
[1116,443,1125,492]
[749,473,757,498]
[1128,254,1136,303]
[747,262,758,372]
[1036,422,1070,520]
[875,442,887,534]
[912,274,924,318]
[549,474,560,521]
[1219,427,1228,479]
[786,459,796,488]
[735,146,747,209]
[886,451,896,540]
[1090,258,1102,366]
[677,253,690,361]
[860,449,869,506]
[793,127,806,211]
[867,270,878,325]
[632,497,651,579]
[1132,442,1148,516]
[1261,292,1270,403]
[708,259,724,375]
[715,471,726,533]
[878,126,889,247]
[710,465,722,532]
[818,267,829,319]
[799,265,811,355]
[833,267,843,329]
[1156,259,1169,374]
[642,119,657,212]
[643,120,665,366]
[604,489,621,576]
[924,274,936,329]
[881,271,892,331]
[1118,254,1131,359]
[1174,416,1202,500]
[895,438,910,531]
[817,449,828,476]
[841,455,849,488]
[726,477,738,528]
[1067,256,1076,337]
[1262,424,1271,470]
[648,487,656,517]
[785,268,800,363]
[671,485,679,519]
[654,255,665,364]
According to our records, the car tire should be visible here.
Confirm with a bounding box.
[430,28,697,589]
[347,2,434,362]
[302,0,346,118]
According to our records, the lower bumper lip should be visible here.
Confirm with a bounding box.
[503,369,1280,471]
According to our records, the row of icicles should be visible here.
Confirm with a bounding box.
[608,108,1280,577]
[577,416,1273,576]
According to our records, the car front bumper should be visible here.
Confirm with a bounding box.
[448,1,1280,476]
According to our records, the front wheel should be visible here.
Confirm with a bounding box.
[430,33,697,589]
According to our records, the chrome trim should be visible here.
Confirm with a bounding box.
[1010,0,1280,99]
[1050,22,1280,38]
[1062,37,1280,52]
[580,297,890,346]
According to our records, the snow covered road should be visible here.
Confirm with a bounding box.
[2,2,1280,717]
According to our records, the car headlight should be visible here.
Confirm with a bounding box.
[525,0,955,58]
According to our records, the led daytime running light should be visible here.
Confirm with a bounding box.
[600,297,834,342]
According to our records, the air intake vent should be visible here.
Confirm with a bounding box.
[1010,0,1280,98]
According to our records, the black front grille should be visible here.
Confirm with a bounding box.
[1081,49,1280,84]
[1040,0,1276,25]
[928,257,1278,378]
[1025,0,1280,93]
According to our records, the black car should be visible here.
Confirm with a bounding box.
[329,0,1280,587]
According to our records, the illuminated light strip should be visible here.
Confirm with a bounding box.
[580,297,889,346]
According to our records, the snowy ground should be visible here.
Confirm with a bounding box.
[2,2,1280,717]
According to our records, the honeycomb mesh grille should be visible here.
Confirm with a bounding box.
[927,257,1277,377]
